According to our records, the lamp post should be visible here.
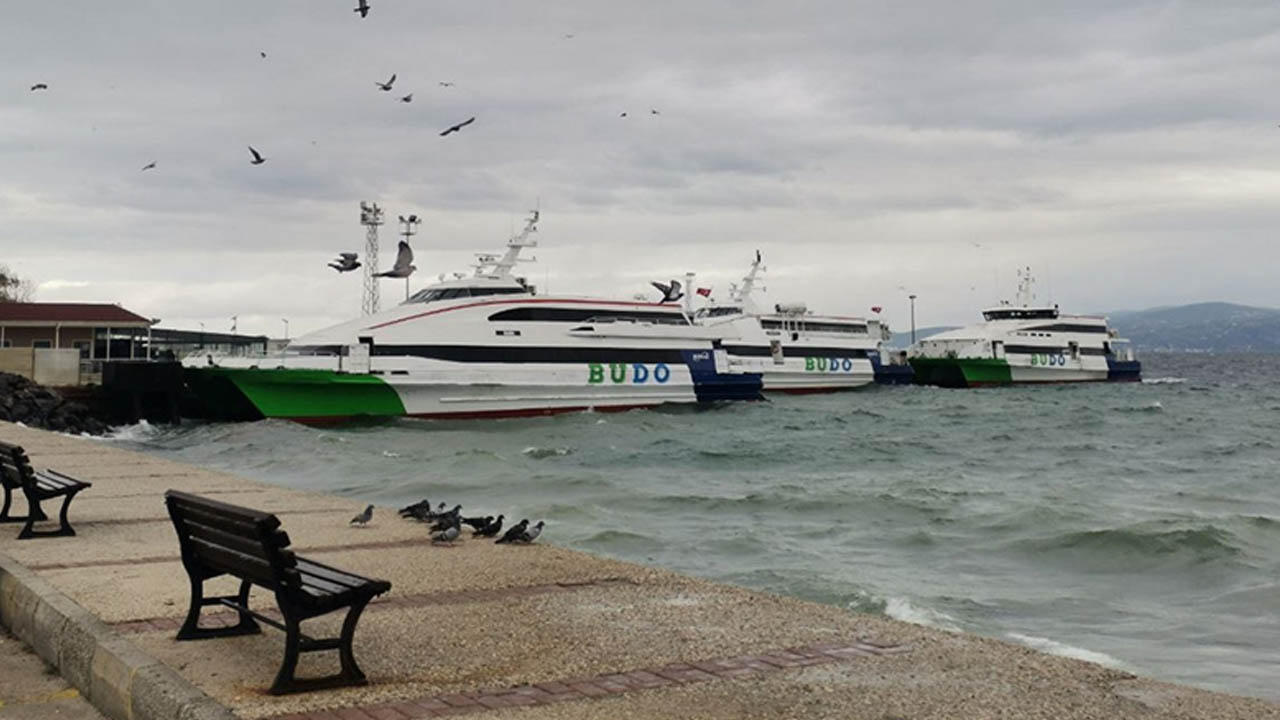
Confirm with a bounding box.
[198,321,205,349]
[908,294,917,345]
[282,318,289,340]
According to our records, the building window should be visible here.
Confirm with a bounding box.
[1,339,11,348]
[33,340,52,349]
[73,341,90,358]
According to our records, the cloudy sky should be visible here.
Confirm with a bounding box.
[4,1,1280,337]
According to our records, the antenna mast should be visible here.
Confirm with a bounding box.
[360,201,384,315]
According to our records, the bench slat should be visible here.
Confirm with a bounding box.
[172,502,282,541]
[187,537,281,586]
[184,517,290,564]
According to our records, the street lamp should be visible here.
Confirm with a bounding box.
[282,318,290,340]
[908,294,917,345]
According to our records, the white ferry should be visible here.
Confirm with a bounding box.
[183,213,762,423]
[907,271,1141,387]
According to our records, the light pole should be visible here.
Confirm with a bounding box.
[282,318,289,340]
[198,322,205,349]
[908,294,917,345]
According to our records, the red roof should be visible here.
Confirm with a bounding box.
[0,303,151,325]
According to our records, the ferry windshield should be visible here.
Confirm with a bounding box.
[408,286,528,303]
[982,308,1059,321]
[695,307,743,318]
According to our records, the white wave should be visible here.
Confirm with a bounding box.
[381,450,401,458]
[883,596,963,632]
[1142,377,1187,385]
[98,420,160,443]
[1007,632,1128,669]
[522,446,572,458]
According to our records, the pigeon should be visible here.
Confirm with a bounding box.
[354,0,370,18]
[375,73,396,91]
[620,112,628,117]
[432,524,460,544]
[495,519,529,544]
[141,161,157,171]
[518,520,545,543]
[399,498,431,517]
[30,83,48,91]
[462,515,493,531]
[260,51,267,59]
[329,252,360,272]
[374,240,415,278]
[439,116,475,137]
[350,504,374,525]
[247,146,266,165]
[651,109,660,115]
[429,504,462,532]
[474,514,504,537]
[651,279,683,303]
[438,81,454,87]
[399,93,413,103]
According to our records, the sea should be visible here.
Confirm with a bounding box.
[105,352,1280,701]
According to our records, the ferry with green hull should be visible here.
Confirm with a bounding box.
[906,273,1140,388]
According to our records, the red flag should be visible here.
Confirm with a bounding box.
[871,306,882,313]
[696,287,712,297]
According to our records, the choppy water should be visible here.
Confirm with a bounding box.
[107,353,1280,701]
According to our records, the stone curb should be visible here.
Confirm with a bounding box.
[0,550,238,720]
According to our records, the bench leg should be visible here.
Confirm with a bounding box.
[177,578,261,640]
[268,598,373,695]
[17,491,78,540]
[2,486,49,526]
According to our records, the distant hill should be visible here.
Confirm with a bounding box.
[883,303,1280,352]
[1107,302,1280,352]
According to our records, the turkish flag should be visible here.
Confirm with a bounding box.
[696,287,712,297]
[871,306,882,313]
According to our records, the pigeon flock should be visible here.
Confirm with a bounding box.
[394,498,546,546]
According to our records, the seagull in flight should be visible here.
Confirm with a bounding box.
[247,146,266,165]
[375,73,396,91]
[439,116,475,136]
[651,109,660,115]
[354,0,370,18]
[620,111,628,118]
[651,279,683,304]
[328,252,360,272]
[375,240,416,278]
[30,83,48,91]
[141,161,157,171]
[260,51,267,59]
[399,93,413,103]
[438,81,455,87]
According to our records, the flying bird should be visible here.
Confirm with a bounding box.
[439,116,475,136]
[353,0,370,18]
[375,73,396,91]
[474,514,504,537]
[651,279,683,303]
[350,504,374,526]
[651,109,660,115]
[260,51,267,58]
[30,83,48,91]
[518,520,545,543]
[247,146,266,165]
[495,519,529,544]
[399,93,413,103]
[438,81,454,87]
[563,33,575,39]
[141,161,157,171]
[620,112,628,118]
[375,240,415,278]
[328,252,360,272]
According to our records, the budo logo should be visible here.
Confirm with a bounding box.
[1030,353,1067,366]
[803,357,855,372]
[587,363,671,384]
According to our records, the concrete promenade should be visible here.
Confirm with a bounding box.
[1,421,1277,720]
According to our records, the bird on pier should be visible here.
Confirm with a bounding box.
[462,515,493,531]
[518,520,545,543]
[439,116,475,137]
[399,498,430,516]
[247,146,266,165]
[474,514,504,537]
[350,504,374,526]
[328,252,360,273]
[375,73,396,91]
[431,524,459,544]
[429,505,462,532]
[375,240,415,278]
[495,519,528,544]
[354,0,371,18]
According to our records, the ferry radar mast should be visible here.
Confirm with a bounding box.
[728,249,766,313]
[474,210,539,280]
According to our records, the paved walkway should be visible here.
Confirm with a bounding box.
[1,422,1277,720]
[0,629,106,720]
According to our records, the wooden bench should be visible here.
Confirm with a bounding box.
[0,440,92,540]
[163,490,392,695]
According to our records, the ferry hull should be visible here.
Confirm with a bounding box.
[909,357,1141,387]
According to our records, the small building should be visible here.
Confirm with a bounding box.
[0,302,155,385]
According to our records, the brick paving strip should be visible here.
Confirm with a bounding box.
[110,577,635,634]
[27,535,454,571]
[265,640,911,719]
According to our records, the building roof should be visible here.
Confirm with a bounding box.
[0,302,153,326]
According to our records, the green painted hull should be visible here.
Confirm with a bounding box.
[184,367,405,422]
[909,357,1013,388]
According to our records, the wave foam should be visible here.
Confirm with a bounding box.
[1007,632,1128,668]
[522,446,573,459]
[883,596,963,632]
[1142,377,1187,385]
[99,420,159,443]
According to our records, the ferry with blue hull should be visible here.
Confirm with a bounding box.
[183,213,762,423]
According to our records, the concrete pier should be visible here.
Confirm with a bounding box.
[1,421,1277,720]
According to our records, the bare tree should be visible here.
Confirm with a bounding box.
[0,264,36,302]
